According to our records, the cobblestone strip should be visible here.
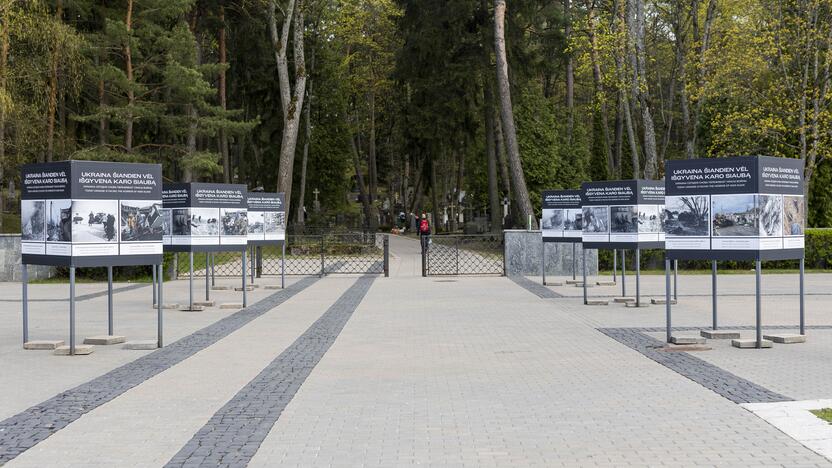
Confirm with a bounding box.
[599,328,793,404]
[164,275,377,468]
[0,276,320,465]
[508,275,564,298]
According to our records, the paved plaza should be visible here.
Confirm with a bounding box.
[0,235,831,466]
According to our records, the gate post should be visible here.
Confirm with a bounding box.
[421,236,427,277]
[383,235,389,277]
[320,235,326,277]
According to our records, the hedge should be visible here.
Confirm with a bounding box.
[597,228,832,271]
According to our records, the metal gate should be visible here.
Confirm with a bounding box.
[422,234,504,276]
[176,233,389,277]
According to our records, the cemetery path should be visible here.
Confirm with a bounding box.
[1,245,830,466]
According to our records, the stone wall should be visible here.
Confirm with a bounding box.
[0,234,56,281]
[503,229,598,277]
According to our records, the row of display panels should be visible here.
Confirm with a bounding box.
[21,198,287,253]
[543,195,804,249]
[20,162,286,266]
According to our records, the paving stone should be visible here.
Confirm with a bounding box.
[763,334,806,344]
[596,281,616,286]
[123,340,158,350]
[732,339,774,349]
[153,303,181,310]
[624,302,650,308]
[613,297,635,303]
[83,335,127,345]
[670,335,706,345]
[179,305,206,312]
[0,276,319,466]
[54,345,95,355]
[651,298,677,305]
[23,340,64,350]
[543,281,563,286]
[508,276,562,299]
[585,300,609,306]
[564,279,581,284]
[165,276,376,468]
[700,330,741,339]
[193,301,215,307]
[234,286,254,292]
[211,286,232,291]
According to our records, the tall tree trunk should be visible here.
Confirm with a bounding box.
[297,48,316,226]
[430,159,440,233]
[124,0,134,152]
[614,92,624,178]
[0,9,7,225]
[97,54,107,146]
[45,0,63,162]
[494,105,511,197]
[367,88,378,230]
[494,0,536,228]
[627,0,658,178]
[484,74,501,233]
[270,0,307,216]
[686,0,716,159]
[351,133,372,230]
[586,0,614,176]
[218,7,230,183]
[564,0,574,145]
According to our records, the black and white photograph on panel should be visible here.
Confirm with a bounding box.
[542,209,565,231]
[161,208,172,236]
[637,205,662,233]
[171,208,191,236]
[712,194,758,236]
[758,194,783,237]
[46,199,73,242]
[264,211,284,235]
[120,201,163,242]
[21,200,45,241]
[71,200,118,243]
[664,196,710,236]
[248,211,265,235]
[565,208,582,231]
[188,208,220,236]
[784,195,805,236]
[582,206,609,233]
[610,206,638,233]
[221,208,248,236]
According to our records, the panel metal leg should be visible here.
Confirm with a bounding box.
[108,266,114,336]
[635,249,641,307]
[712,260,718,330]
[211,253,215,287]
[152,264,157,306]
[572,243,576,280]
[242,251,247,308]
[205,253,210,301]
[800,257,805,336]
[665,259,671,343]
[70,267,76,356]
[281,242,286,289]
[622,251,627,297]
[613,249,617,283]
[189,252,194,310]
[157,264,164,348]
[756,259,762,349]
[582,248,587,305]
[673,259,678,301]
[250,246,256,284]
[22,264,28,345]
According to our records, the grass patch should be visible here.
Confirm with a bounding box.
[812,408,832,424]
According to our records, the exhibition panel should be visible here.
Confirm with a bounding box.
[580,179,665,249]
[541,190,582,243]
[246,192,286,245]
[162,183,249,252]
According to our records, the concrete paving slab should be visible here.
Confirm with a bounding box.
[122,340,158,350]
[83,335,126,345]
[701,330,741,339]
[22,340,64,350]
[732,338,774,349]
[764,334,807,344]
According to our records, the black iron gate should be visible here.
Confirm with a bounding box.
[176,233,389,278]
[422,234,504,276]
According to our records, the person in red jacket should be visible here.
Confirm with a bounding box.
[419,213,431,246]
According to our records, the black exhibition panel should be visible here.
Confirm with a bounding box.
[162,183,249,253]
[664,155,805,261]
[580,179,665,250]
[20,160,163,267]
[541,189,582,244]
[246,192,286,246]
